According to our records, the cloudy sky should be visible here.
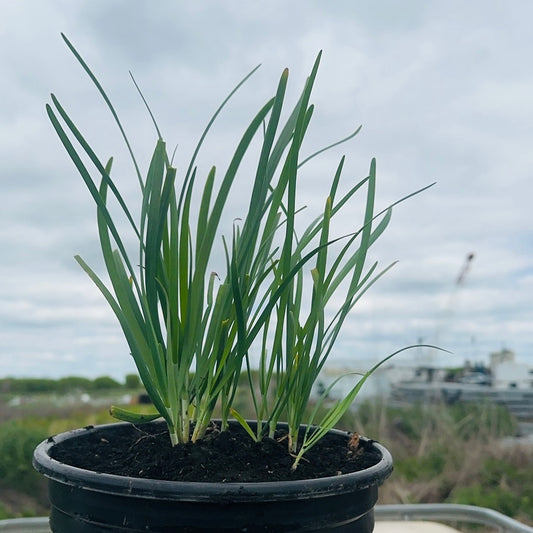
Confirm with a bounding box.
[1,1,532,379]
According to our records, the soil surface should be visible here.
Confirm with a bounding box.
[50,421,382,482]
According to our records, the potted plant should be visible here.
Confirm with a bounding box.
[33,34,437,532]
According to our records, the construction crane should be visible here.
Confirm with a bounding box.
[417,252,475,366]
[437,252,475,341]
[456,252,475,285]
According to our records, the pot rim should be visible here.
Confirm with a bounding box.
[33,420,393,502]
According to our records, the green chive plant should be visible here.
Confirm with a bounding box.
[48,34,438,468]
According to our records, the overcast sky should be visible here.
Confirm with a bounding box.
[1,1,532,379]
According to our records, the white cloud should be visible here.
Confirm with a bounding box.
[1,1,532,379]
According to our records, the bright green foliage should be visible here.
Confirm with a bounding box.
[124,374,142,389]
[451,457,533,521]
[0,376,126,394]
[48,34,434,465]
[92,376,122,390]
[0,421,47,494]
[395,451,447,481]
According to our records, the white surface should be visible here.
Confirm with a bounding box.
[375,521,461,532]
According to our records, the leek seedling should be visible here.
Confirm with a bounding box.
[49,35,441,466]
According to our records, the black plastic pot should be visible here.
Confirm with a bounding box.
[33,421,392,532]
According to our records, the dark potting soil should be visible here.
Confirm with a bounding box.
[50,422,382,483]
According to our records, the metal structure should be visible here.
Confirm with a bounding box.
[375,504,533,533]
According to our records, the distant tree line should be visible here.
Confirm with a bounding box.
[0,374,142,394]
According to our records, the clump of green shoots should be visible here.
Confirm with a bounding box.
[48,34,438,467]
